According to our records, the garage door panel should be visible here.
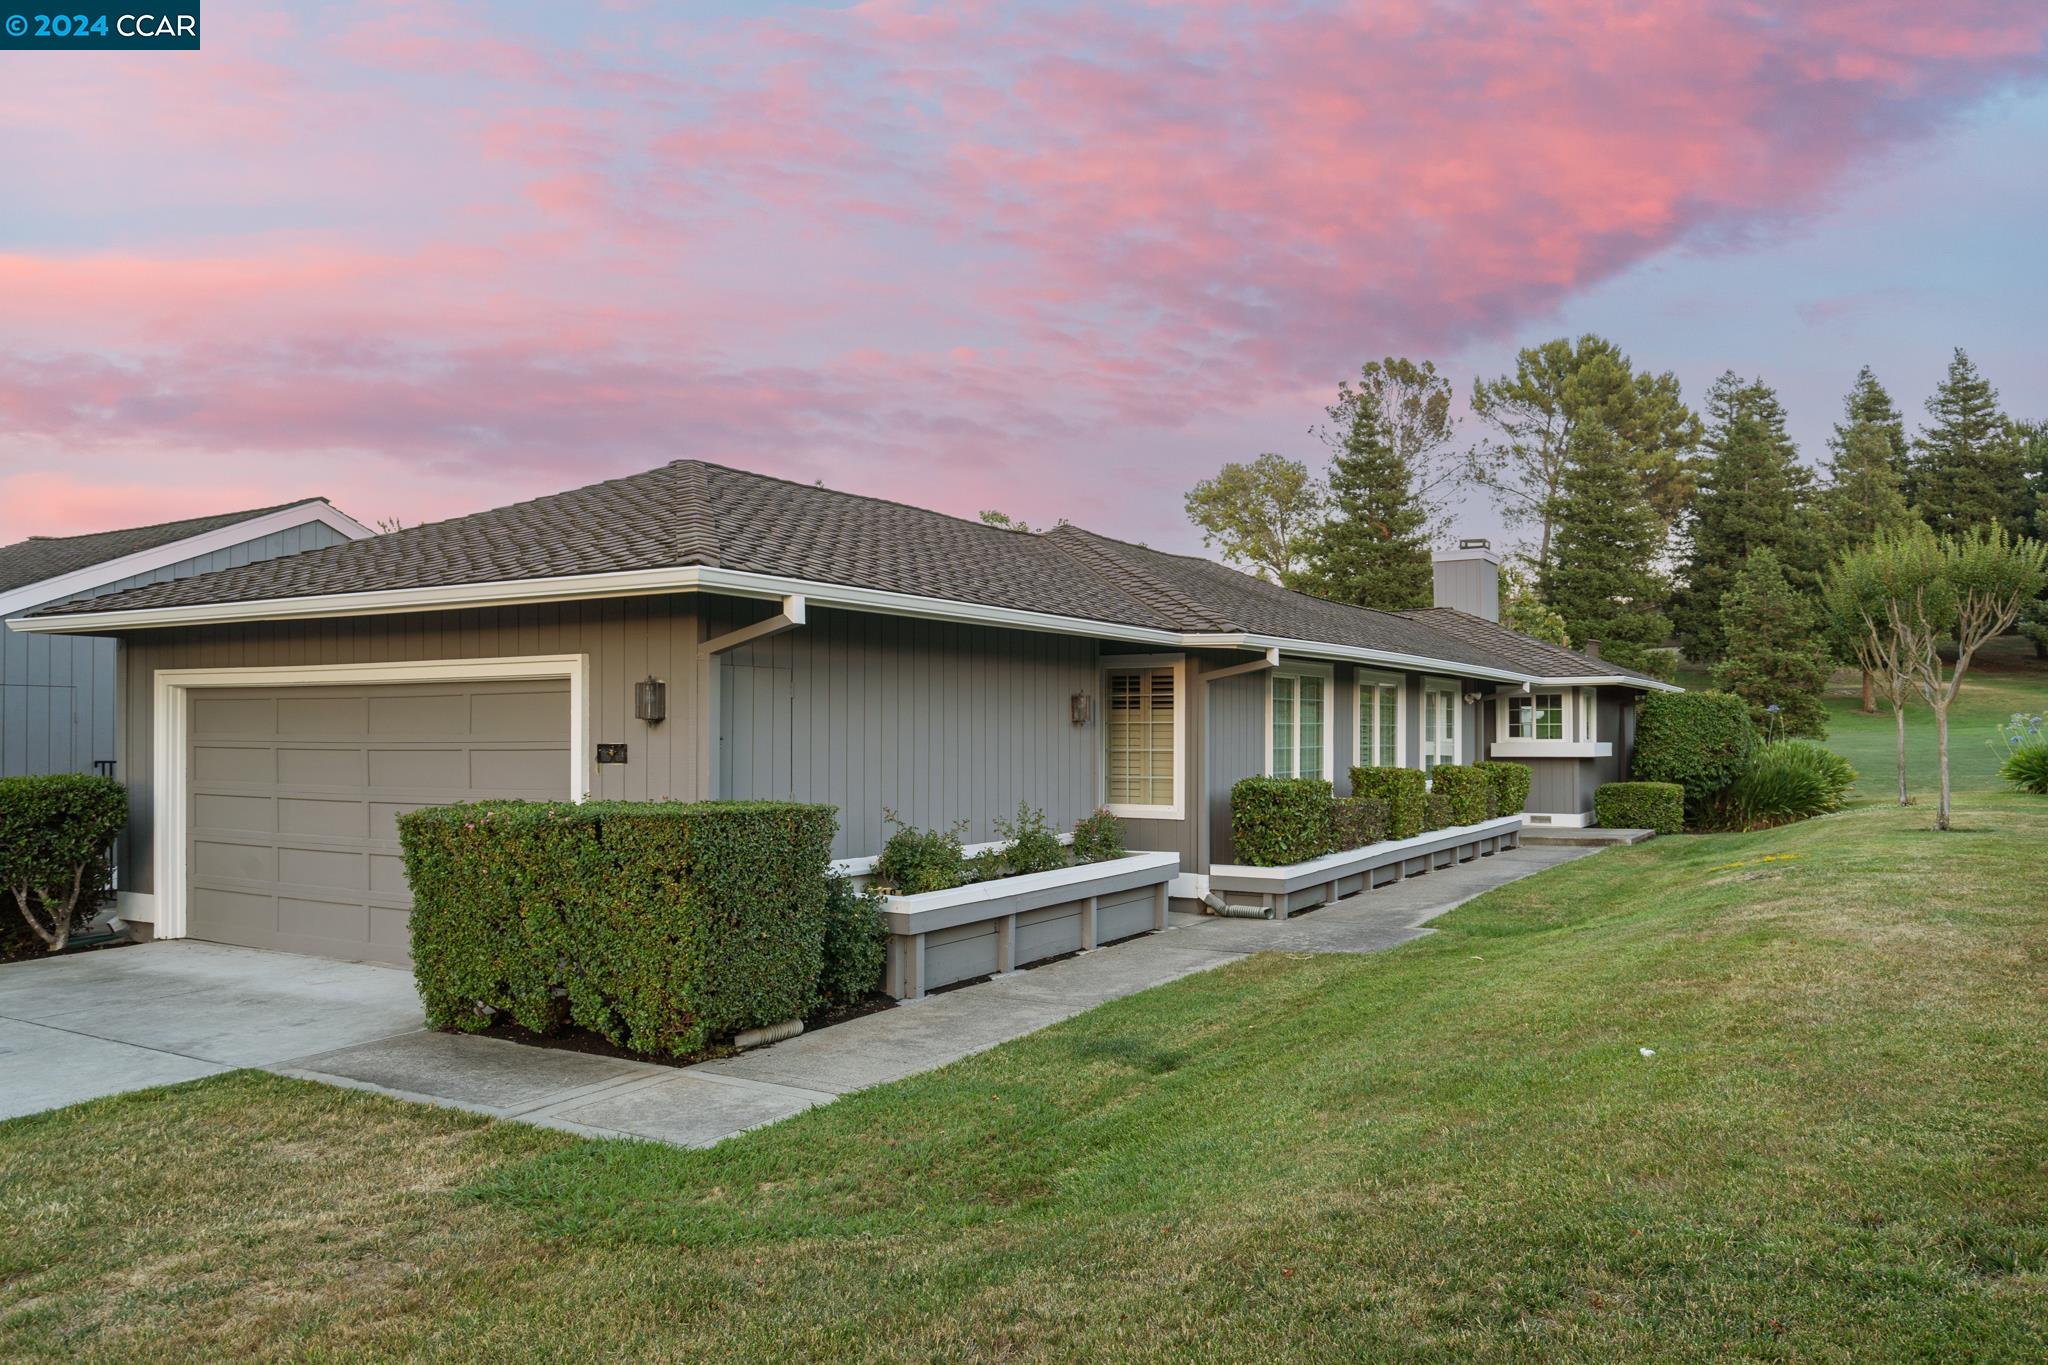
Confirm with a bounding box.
[471,689,568,737]
[192,695,278,737]
[472,747,568,790]
[368,692,468,735]
[278,846,366,891]
[278,747,369,787]
[194,839,277,883]
[277,695,369,737]
[369,853,410,897]
[194,745,277,784]
[278,797,369,838]
[188,678,570,964]
[194,793,275,833]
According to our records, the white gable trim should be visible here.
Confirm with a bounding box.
[0,501,375,619]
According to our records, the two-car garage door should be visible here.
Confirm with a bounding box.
[186,680,570,963]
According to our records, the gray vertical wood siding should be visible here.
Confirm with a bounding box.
[2,522,354,779]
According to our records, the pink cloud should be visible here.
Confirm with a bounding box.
[1,1,2044,544]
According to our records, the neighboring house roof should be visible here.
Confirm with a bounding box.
[15,461,1666,688]
[0,498,376,618]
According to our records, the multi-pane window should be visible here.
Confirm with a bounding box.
[1507,692,1565,740]
[1106,667,1176,809]
[1270,673,1326,780]
[1359,679,1401,768]
[1422,686,1460,771]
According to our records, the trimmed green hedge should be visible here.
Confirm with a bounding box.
[1594,782,1684,835]
[1426,764,1490,826]
[1331,795,1390,850]
[1475,761,1532,818]
[1230,777,1334,866]
[1423,791,1455,832]
[0,773,127,953]
[1351,767,1426,840]
[399,799,837,1058]
[1633,691,1756,806]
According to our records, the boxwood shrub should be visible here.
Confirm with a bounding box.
[1594,781,1684,835]
[0,773,128,953]
[1331,795,1390,851]
[1230,776,1335,866]
[1474,760,1532,818]
[1633,691,1756,807]
[873,812,968,893]
[399,799,837,1058]
[1426,764,1490,826]
[1351,766,1426,840]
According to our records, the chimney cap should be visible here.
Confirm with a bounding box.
[1433,539,1501,565]
[1458,537,1491,550]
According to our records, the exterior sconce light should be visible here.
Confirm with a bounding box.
[634,676,667,723]
[1070,692,1093,725]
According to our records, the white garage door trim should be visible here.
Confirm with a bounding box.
[148,654,591,941]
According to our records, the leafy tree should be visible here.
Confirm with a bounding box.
[1836,525,2048,829]
[1465,334,1699,579]
[1183,453,1325,586]
[1541,417,1670,672]
[1825,537,1929,807]
[1911,348,2027,535]
[1714,548,1832,738]
[2017,418,2048,542]
[1499,564,1569,645]
[1672,373,1821,662]
[1295,363,1439,609]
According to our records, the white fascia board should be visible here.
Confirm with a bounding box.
[0,500,376,621]
[1539,674,1683,693]
[8,556,1679,698]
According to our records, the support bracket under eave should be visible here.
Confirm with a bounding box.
[700,594,807,657]
[1201,646,1280,684]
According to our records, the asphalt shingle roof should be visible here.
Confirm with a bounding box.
[31,461,1655,684]
[0,500,329,598]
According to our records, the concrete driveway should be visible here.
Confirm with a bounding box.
[2,844,1591,1142]
[0,941,425,1120]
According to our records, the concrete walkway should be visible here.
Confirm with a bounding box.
[1,844,1589,1142]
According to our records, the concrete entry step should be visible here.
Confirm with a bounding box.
[1517,826,1656,847]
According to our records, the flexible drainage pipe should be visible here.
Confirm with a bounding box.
[1203,893,1273,920]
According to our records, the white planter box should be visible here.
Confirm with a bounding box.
[880,851,1180,1000]
[1207,815,1524,918]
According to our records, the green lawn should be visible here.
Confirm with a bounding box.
[5,795,2045,1360]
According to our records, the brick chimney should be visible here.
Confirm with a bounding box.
[1583,639,1602,660]
[1432,538,1501,621]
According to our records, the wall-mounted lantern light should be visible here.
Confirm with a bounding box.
[1070,692,1093,726]
[634,676,667,723]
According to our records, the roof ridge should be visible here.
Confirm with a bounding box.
[1042,526,1238,632]
[9,498,326,549]
[670,460,721,567]
[690,459,1066,546]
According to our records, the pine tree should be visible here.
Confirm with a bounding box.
[1295,373,1433,609]
[1833,365,1908,478]
[1823,420,1913,547]
[1672,372,1820,661]
[1911,348,2026,534]
[1542,417,1670,671]
[1715,548,1833,738]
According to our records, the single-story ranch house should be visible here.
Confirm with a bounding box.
[11,460,1670,967]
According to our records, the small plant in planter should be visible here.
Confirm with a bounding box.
[874,811,969,894]
[994,801,1069,875]
[1070,807,1126,863]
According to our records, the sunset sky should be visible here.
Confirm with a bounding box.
[3,0,2045,555]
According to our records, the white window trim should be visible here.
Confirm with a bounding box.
[1490,685,1614,759]
[1421,677,1464,770]
[1100,653,1186,821]
[1264,661,1336,783]
[1354,669,1409,771]
[147,654,591,940]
